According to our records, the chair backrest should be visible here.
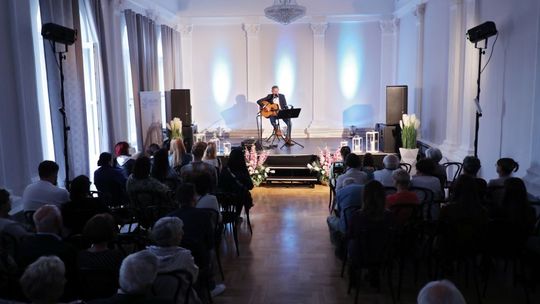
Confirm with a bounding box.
[399,163,412,173]
[389,203,421,228]
[331,162,346,179]
[135,205,175,230]
[114,233,150,256]
[442,162,463,187]
[198,208,221,246]
[129,190,170,209]
[409,186,436,221]
[349,216,395,266]
[215,192,240,213]
[342,205,362,232]
[152,269,194,304]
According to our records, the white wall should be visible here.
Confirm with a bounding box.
[396,12,417,113]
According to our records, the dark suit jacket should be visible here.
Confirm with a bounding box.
[89,293,173,304]
[257,94,288,110]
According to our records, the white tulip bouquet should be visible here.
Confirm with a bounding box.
[167,117,183,140]
[400,114,420,149]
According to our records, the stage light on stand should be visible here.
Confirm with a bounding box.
[352,135,363,153]
[366,131,379,153]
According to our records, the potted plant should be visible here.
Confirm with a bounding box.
[399,114,420,168]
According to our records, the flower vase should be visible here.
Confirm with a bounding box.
[399,148,419,175]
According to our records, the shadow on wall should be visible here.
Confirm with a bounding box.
[342,104,374,128]
[221,94,260,129]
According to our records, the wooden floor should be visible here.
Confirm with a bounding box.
[215,186,537,304]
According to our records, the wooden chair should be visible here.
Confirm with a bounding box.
[152,269,195,304]
[442,162,463,189]
[340,205,363,277]
[216,192,241,256]
[328,162,346,211]
[199,208,225,281]
[399,163,412,173]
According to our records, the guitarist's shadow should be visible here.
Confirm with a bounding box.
[220,94,261,130]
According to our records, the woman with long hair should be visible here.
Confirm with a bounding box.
[219,147,254,215]
[114,141,135,178]
[151,149,180,190]
[169,138,192,171]
[203,141,222,173]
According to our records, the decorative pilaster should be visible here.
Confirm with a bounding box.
[440,0,466,160]
[379,18,399,124]
[243,23,261,103]
[307,21,340,137]
[414,4,426,135]
[179,24,193,89]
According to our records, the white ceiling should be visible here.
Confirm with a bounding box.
[149,0,396,18]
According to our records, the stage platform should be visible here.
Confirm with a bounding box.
[222,137,395,186]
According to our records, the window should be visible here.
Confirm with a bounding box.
[157,30,166,128]
[31,1,55,161]
[79,4,103,177]
[121,18,139,152]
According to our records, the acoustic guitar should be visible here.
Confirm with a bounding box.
[260,100,280,118]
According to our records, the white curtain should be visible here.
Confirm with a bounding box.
[124,9,159,150]
[39,0,89,185]
[85,0,128,151]
[161,25,183,90]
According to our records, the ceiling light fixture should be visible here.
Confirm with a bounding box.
[264,0,306,25]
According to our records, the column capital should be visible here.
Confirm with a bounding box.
[178,24,193,38]
[414,3,426,18]
[379,18,399,35]
[243,23,261,38]
[310,22,328,37]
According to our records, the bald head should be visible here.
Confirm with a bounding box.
[33,205,63,234]
[418,280,466,304]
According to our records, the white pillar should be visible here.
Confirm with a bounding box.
[307,21,340,137]
[179,24,193,90]
[379,18,399,124]
[440,0,466,161]
[414,4,426,134]
[457,0,479,157]
[243,23,261,103]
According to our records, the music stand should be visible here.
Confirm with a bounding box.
[277,108,304,149]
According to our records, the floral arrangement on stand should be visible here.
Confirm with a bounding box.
[245,145,273,187]
[167,117,183,140]
[307,147,342,184]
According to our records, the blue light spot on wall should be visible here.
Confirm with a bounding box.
[275,54,295,97]
[338,24,363,102]
[212,51,231,106]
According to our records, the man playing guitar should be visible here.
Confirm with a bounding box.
[257,85,292,145]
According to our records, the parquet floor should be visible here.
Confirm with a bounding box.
[214,186,537,304]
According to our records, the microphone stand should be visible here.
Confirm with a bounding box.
[54,43,71,188]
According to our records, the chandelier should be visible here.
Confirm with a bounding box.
[264,0,306,25]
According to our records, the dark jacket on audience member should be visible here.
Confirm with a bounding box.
[77,249,125,300]
[94,165,128,204]
[347,210,395,265]
[62,197,110,235]
[89,293,173,304]
[168,207,215,268]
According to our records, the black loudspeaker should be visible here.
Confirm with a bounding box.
[381,125,400,153]
[386,85,408,125]
[182,126,194,153]
[168,89,192,127]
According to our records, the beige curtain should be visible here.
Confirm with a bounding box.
[160,25,183,90]
[124,9,159,149]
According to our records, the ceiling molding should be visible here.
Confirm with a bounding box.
[393,0,432,19]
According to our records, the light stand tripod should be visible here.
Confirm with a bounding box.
[473,40,487,158]
[53,42,71,187]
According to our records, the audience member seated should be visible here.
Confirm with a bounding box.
[20,256,67,304]
[374,154,400,187]
[126,157,171,208]
[329,146,351,186]
[146,143,161,159]
[490,178,536,233]
[460,156,487,198]
[62,175,110,235]
[94,152,128,205]
[439,175,488,256]
[327,178,364,251]
[90,251,172,304]
[168,183,225,297]
[78,214,124,300]
[193,173,221,222]
[18,205,77,300]
[335,154,367,190]
[361,153,376,181]
[411,159,444,200]
[0,189,30,240]
[386,169,419,209]
[218,148,254,216]
[425,147,446,187]
[346,181,395,287]
[114,142,135,178]
[181,142,218,191]
[169,139,192,172]
[203,141,222,173]
[488,157,519,188]
[146,217,200,303]
[417,280,466,304]
[151,149,180,191]
[22,161,69,212]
